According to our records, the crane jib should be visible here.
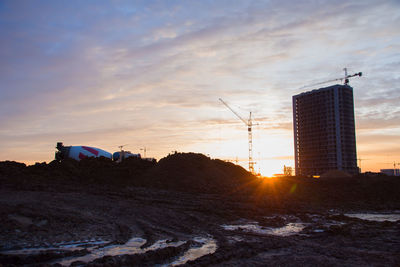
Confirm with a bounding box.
[219,98,256,174]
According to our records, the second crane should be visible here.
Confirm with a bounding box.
[219,98,256,174]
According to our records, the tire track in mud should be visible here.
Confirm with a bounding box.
[1,191,400,266]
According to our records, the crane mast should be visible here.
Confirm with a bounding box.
[219,98,255,174]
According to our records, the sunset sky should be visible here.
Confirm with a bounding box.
[1,0,399,175]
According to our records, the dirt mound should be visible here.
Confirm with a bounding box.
[1,154,400,208]
[0,161,26,175]
[135,152,256,193]
[321,170,352,179]
[0,153,256,194]
[0,157,156,192]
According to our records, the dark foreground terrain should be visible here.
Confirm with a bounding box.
[0,153,399,266]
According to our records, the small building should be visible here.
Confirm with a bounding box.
[380,169,400,176]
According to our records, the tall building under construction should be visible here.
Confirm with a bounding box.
[292,84,358,176]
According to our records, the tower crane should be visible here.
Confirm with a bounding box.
[117,144,129,163]
[300,68,362,90]
[118,144,129,151]
[140,147,147,158]
[219,98,257,174]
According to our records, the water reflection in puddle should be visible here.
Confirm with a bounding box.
[1,236,216,266]
[222,222,305,236]
[55,238,185,266]
[167,237,217,266]
[344,213,400,222]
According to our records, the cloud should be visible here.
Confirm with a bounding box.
[0,0,399,169]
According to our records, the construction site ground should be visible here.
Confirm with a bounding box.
[0,153,399,266]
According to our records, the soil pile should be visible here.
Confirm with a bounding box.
[134,152,256,193]
[0,157,156,192]
[249,175,400,210]
[321,170,352,179]
[0,153,256,194]
[1,153,400,208]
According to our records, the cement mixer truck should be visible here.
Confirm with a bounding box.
[55,142,141,162]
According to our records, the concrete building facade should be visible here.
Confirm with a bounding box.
[293,84,358,176]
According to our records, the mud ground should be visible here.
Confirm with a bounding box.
[0,153,399,266]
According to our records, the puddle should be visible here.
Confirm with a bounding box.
[1,236,215,266]
[263,214,299,221]
[147,239,186,250]
[167,237,217,266]
[222,222,305,236]
[227,236,244,243]
[55,238,185,266]
[344,213,400,222]
[269,223,305,236]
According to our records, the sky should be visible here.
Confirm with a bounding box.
[0,0,399,176]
